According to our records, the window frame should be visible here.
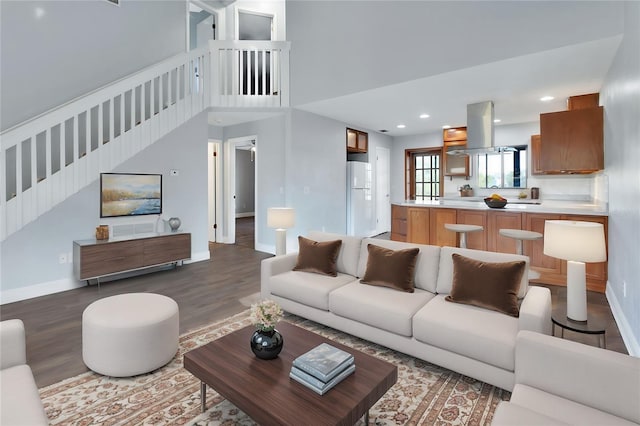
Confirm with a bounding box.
[405,147,443,201]
[476,145,528,189]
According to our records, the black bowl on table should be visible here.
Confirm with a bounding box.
[484,197,508,208]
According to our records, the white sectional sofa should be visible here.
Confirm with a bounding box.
[493,330,640,425]
[261,231,552,391]
[0,319,49,426]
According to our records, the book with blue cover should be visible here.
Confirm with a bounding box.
[292,343,354,382]
[289,363,356,395]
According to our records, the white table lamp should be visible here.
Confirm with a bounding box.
[267,207,295,256]
[543,220,606,321]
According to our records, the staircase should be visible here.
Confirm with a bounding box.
[0,40,290,242]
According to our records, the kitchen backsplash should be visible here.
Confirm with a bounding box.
[444,172,608,203]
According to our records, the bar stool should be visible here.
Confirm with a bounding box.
[444,224,483,248]
[499,228,543,279]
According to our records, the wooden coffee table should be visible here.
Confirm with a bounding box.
[184,321,397,425]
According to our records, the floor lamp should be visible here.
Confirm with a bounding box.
[543,220,606,322]
[267,207,295,256]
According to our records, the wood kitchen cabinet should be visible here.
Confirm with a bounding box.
[442,127,469,177]
[455,209,487,250]
[487,211,523,254]
[524,213,563,277]
[346,128,368,153]
[561,215,608,293]
[407,207,430,244]
[391,205,408,242]
[539,103,603,174]
[530,135,544,175]
[430,208,457,247]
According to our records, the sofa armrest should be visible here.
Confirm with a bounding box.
[516,330,640,424]
[518,285,552,335]
[0,319,27,369]
[260,253,298,299]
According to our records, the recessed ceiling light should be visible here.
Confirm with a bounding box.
[493,119,501,123]
[540,96,554,102]
[419,114,430,119]
[442,125,451,129]
[397,124,406,129]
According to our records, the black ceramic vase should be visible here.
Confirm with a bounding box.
[250,328,284,360]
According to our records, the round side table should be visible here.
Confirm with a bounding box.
[551,305,606,348]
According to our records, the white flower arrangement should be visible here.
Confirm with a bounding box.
[250,299,283,331]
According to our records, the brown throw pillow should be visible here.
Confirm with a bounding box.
[293,236,342,276]
[360,244,420,293]
[445,253,525,317]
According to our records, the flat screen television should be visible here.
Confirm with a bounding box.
[100,172,162,218]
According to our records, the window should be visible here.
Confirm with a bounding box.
[477,145,527,189]
[405,148,442,200]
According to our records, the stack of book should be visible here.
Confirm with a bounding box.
[290,343,355,395]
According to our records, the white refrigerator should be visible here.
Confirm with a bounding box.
[347,161,376,237]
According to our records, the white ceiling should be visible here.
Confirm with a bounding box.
[295,35,622,137]
[207,111,283,127]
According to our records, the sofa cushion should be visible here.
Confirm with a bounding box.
[445,253,525,317]
[509,384,638,426]
[436,246,529,298]
[329,282,435,336]
[269,271,356,311]
[307,231,362,277]
[493,402,569,426]
[0,365,49,426]
[293,236,342,276]
[360,244,420,293]
[357,238,440,293]
[413,295,518,371]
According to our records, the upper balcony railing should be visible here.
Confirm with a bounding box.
[209,40,290,108]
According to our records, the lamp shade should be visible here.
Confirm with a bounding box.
[267,207,295,229]
[543,220,606,262]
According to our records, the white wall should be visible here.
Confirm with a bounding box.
[286,1,623,107]
[600,0,640,356]
[391,122,602,202]
[0,0,186,131]
[0,112,210,303]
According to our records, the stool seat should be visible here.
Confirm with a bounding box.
[444,224,483,233]
[444,223,483,248]
[82,293,179,377]
[499,229,543,241]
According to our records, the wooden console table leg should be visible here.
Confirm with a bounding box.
[200,381,207,412]
[364,410,369,425]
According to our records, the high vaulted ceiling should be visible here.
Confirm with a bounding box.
[288,0,626,137]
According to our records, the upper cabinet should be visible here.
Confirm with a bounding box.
[537,93,604,174]
[442,127,469,178]
[346,128,368,153]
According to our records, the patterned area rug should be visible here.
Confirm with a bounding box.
[41,311,509,425]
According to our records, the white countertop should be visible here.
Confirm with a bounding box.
[395,199,608,216]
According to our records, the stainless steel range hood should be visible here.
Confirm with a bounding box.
[447,101,514,156]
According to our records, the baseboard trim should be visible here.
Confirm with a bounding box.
[255,242,275,255]
[606,283,640,357]
[235,212,255,218]
[1,251,211,305]
[0,278,84,305]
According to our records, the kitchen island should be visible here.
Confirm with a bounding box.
[391,199,608,292]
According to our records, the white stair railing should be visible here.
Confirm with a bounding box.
[210,40,290,108]
[0,48,210,241]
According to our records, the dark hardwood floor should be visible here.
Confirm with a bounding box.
[1,224,627,389]
[235,216,255,249]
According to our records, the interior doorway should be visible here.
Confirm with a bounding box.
[224,135,258,245]
[188,3,216,51]
[376,146,391,235]
[208,141,222,243]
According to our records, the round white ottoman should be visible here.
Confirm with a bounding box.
[82,293,179,377]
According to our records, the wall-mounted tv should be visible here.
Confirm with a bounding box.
[100,173,162,218]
